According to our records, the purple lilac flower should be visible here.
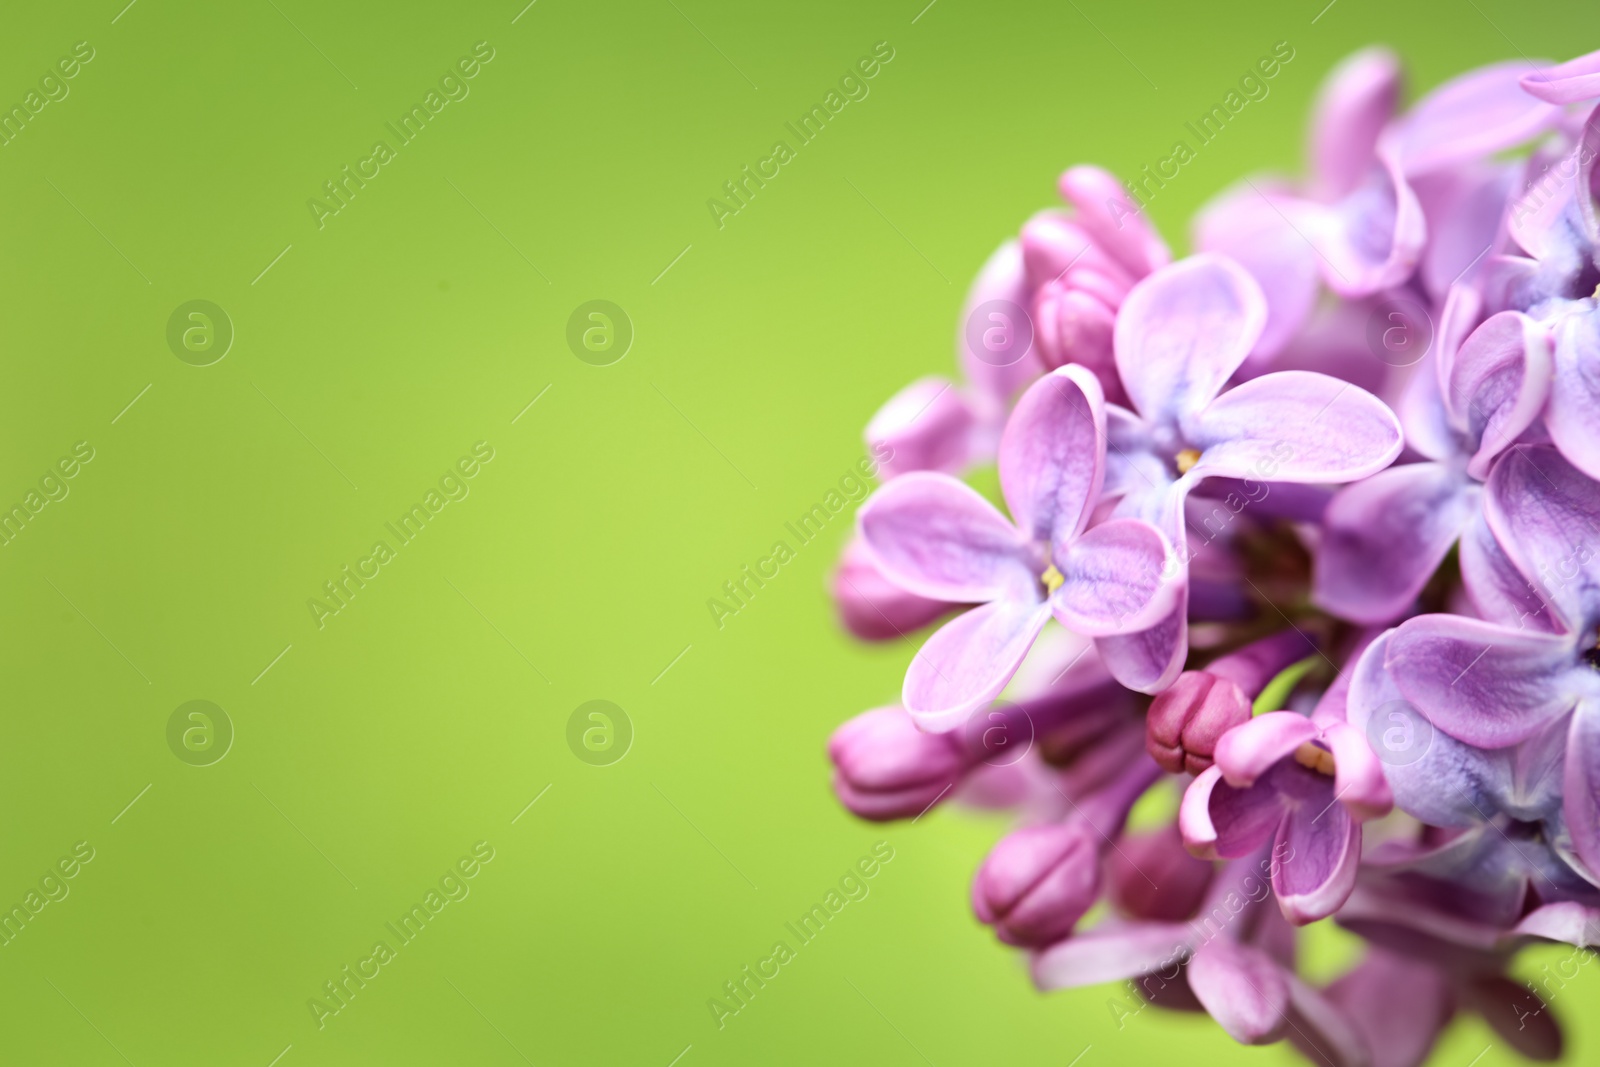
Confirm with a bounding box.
[1314,302,1552,622]
[1100,254,1402,689]
[1379,446,1600,879]
[1181,653,1394,924]
[821,43,1600,1067]
[858,365,1177,730]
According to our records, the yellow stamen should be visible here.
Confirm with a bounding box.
[1293,742,1336,776]
[1041,564,1065,594]
[1175,448,1202,474]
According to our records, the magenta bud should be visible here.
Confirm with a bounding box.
[1107,824,1214,921]
[832,536,952,642]
[1019,212,1100,287]
[971,823,1101,947]
[829,707,966,822]
[1033,282,1116,375]
[1057,165,1170,278]
[864,376,978,480]
[1145,670,1252,776]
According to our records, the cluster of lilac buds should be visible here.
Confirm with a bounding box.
[827,44,1600,1066]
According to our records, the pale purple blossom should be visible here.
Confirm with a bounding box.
[821,42,1600,1067]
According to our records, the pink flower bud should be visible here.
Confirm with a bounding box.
[1057,165,1171,278]
[1033,282,1117,378]
[972,822,1101,947]
[1145,670,1253,775]
[1019,213,1101,287]
[864,376,980,480]
[1107,824,1215,921]
[1147,631,1315,775]
[832,535,953,642]
[829,707,966,822]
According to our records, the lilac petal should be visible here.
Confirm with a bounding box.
[959,240,1044,409]
[1202,771,1286,860]
[1349,633,1564,828]
[1459,509,1560,633]
[858,472,1034,603]
[1433,281,1485,416]
[1391,61,1563,177]
[1058,165,1170,278]
[999,366,1105,548]
[1261,296,1389,396]
[1284,973,1385,1067]
[1324,950,1452,1067]
[1030,921,1195,989]
[1289,148,1425,298]
[1309,47,1404,201]
[1448,311,1554,478]
[1506,144,1591,260]
[1398,345,1463,464]
[1185,371,1403,484]
[1483,444,1600,631]
[1546,312,1600,482]
[1095,589,1188,694]
[1314,462,1478,625]
[1522,48,1600,104]
[1461,976,1565,1061]
[1388,613,1577,748]
[1113,254,1267,427]
[1187,940,1289,1045]
[1051,518,1177,636]
[1415,162,1518,300]
[1579,106,1600,245]
[1191,183,1320,367]
[1215,712,1321,785]
[1179,765,1226,858]
[1321,719,1394,821]
[902,598,1051,732]
[833,535,956,641]
[1274,795,1361,924]
[1512,900,1600,947]
[1563,707,1600,883]
[865,377,981,479]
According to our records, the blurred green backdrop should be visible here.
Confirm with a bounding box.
[0,0,1591,1063]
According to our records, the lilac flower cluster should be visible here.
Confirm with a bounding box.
[826,46,1600,1065]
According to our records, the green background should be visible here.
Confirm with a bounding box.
[0,0,1590,1063]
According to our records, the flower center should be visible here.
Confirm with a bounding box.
[1293,742,1336,776]
[1585,641,1600,671]
[1175,448,1202,474]
[1041,564,1065,594]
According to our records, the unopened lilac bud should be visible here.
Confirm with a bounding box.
[864,376,977,479]
[832,536,953,642]
[1147,631,1316,775]
[829,707,966,822]
[1057,165,1170,277]
[1019,213,1100,287]
[1033,282,1118,382]
[1145,671,1252,775]
[1108,824,1214,921]
[971,823,1101,947]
